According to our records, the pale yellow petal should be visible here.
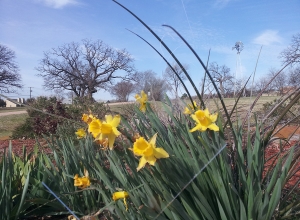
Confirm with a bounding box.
[149,133,157,146]
[135,94,141,100]
[154,148,169,159]
[141,90,147,101]
[108,134,116,150]
[183,107,191,115]
[105,115,113,123]
[190,124,206,132]
[193,101,198,107]
[137,156,147,171]
[112,127,121,136]
[208,123,219,131]
[146,155,156,166]
[191,114,199,123]
[204,108,210,117]
[111,115,121,127]
[209,113,218,122]
[140,103,146,112]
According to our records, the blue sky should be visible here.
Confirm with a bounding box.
[1,0,299,101]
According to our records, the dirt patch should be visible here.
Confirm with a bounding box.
[0,139,52,157]
[273,125,300,140]
[264,140,300,189]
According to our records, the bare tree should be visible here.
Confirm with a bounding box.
[268,68,287,96]
[208,62,234,97]
[36,39,135,100]
[132,70,170,101]
[288,66,300,87]
[0,44,23,93]
[255,76,271,95]
[163,63,188,99]
[131,70,156,93]
[280,33,300,66]
[52,88,66,102]
[110,81,135,102]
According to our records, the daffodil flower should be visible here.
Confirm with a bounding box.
[183,101,198,115]
[113,191,129,211]
[74,174,90,188]
[88,115,121,150]
[98,115,121,150]
[190,109,219,132]
[75,128,86,139]
[135,90,148,112]
[88,118,102,138]
[132,134,169,171]
[82,114,95,124]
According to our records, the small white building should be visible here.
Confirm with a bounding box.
[5,98,25,107]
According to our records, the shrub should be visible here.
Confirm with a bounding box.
[0,98,6,107]
[10,118,35,139]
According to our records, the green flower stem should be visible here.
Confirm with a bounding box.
[112,0,202,109]
[126,28,195,106]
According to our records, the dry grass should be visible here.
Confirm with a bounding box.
[0,113,28,139]
[0,107,27,112]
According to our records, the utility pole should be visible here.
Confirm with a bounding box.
[29,87,33,99]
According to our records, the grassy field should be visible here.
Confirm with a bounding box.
[108,96,279,116]
[0,96,280,140]
[0,113,28,139]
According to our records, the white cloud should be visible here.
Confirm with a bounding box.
[35,0,79,9]
[253,30,282,46]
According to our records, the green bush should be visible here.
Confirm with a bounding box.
[10,117,35,139]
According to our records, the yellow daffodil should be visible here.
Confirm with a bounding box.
[190,109,219,132]
[135,90,148,112]
[183,101,198,115]
[88,115,121,150]
[74,174,90,189]
[88,118,102,138]
[113,191,129,211]
[75,128,86,139]
[82,114,95,124]
[132,134,169,171]
[98,115,121,150]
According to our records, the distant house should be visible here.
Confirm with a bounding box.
[5,98,25,107]
[282,86,297,95]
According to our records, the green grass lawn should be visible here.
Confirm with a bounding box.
[0,113,28,139]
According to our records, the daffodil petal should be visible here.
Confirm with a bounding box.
[88,119,101,138]
[183,107,191,115]
[105,115,113,123]
[137,156,147,171]
[146,155,156,166]
[112,127,121,136]
[149,133,157,146]
[208,123,219,131]
[191,114,199,123]
[154,148,169,159]
[204,108,210,117]
[209,113,218,122]
[135,94,140,99]
[108,134,116,150]
[111,115,121,127]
